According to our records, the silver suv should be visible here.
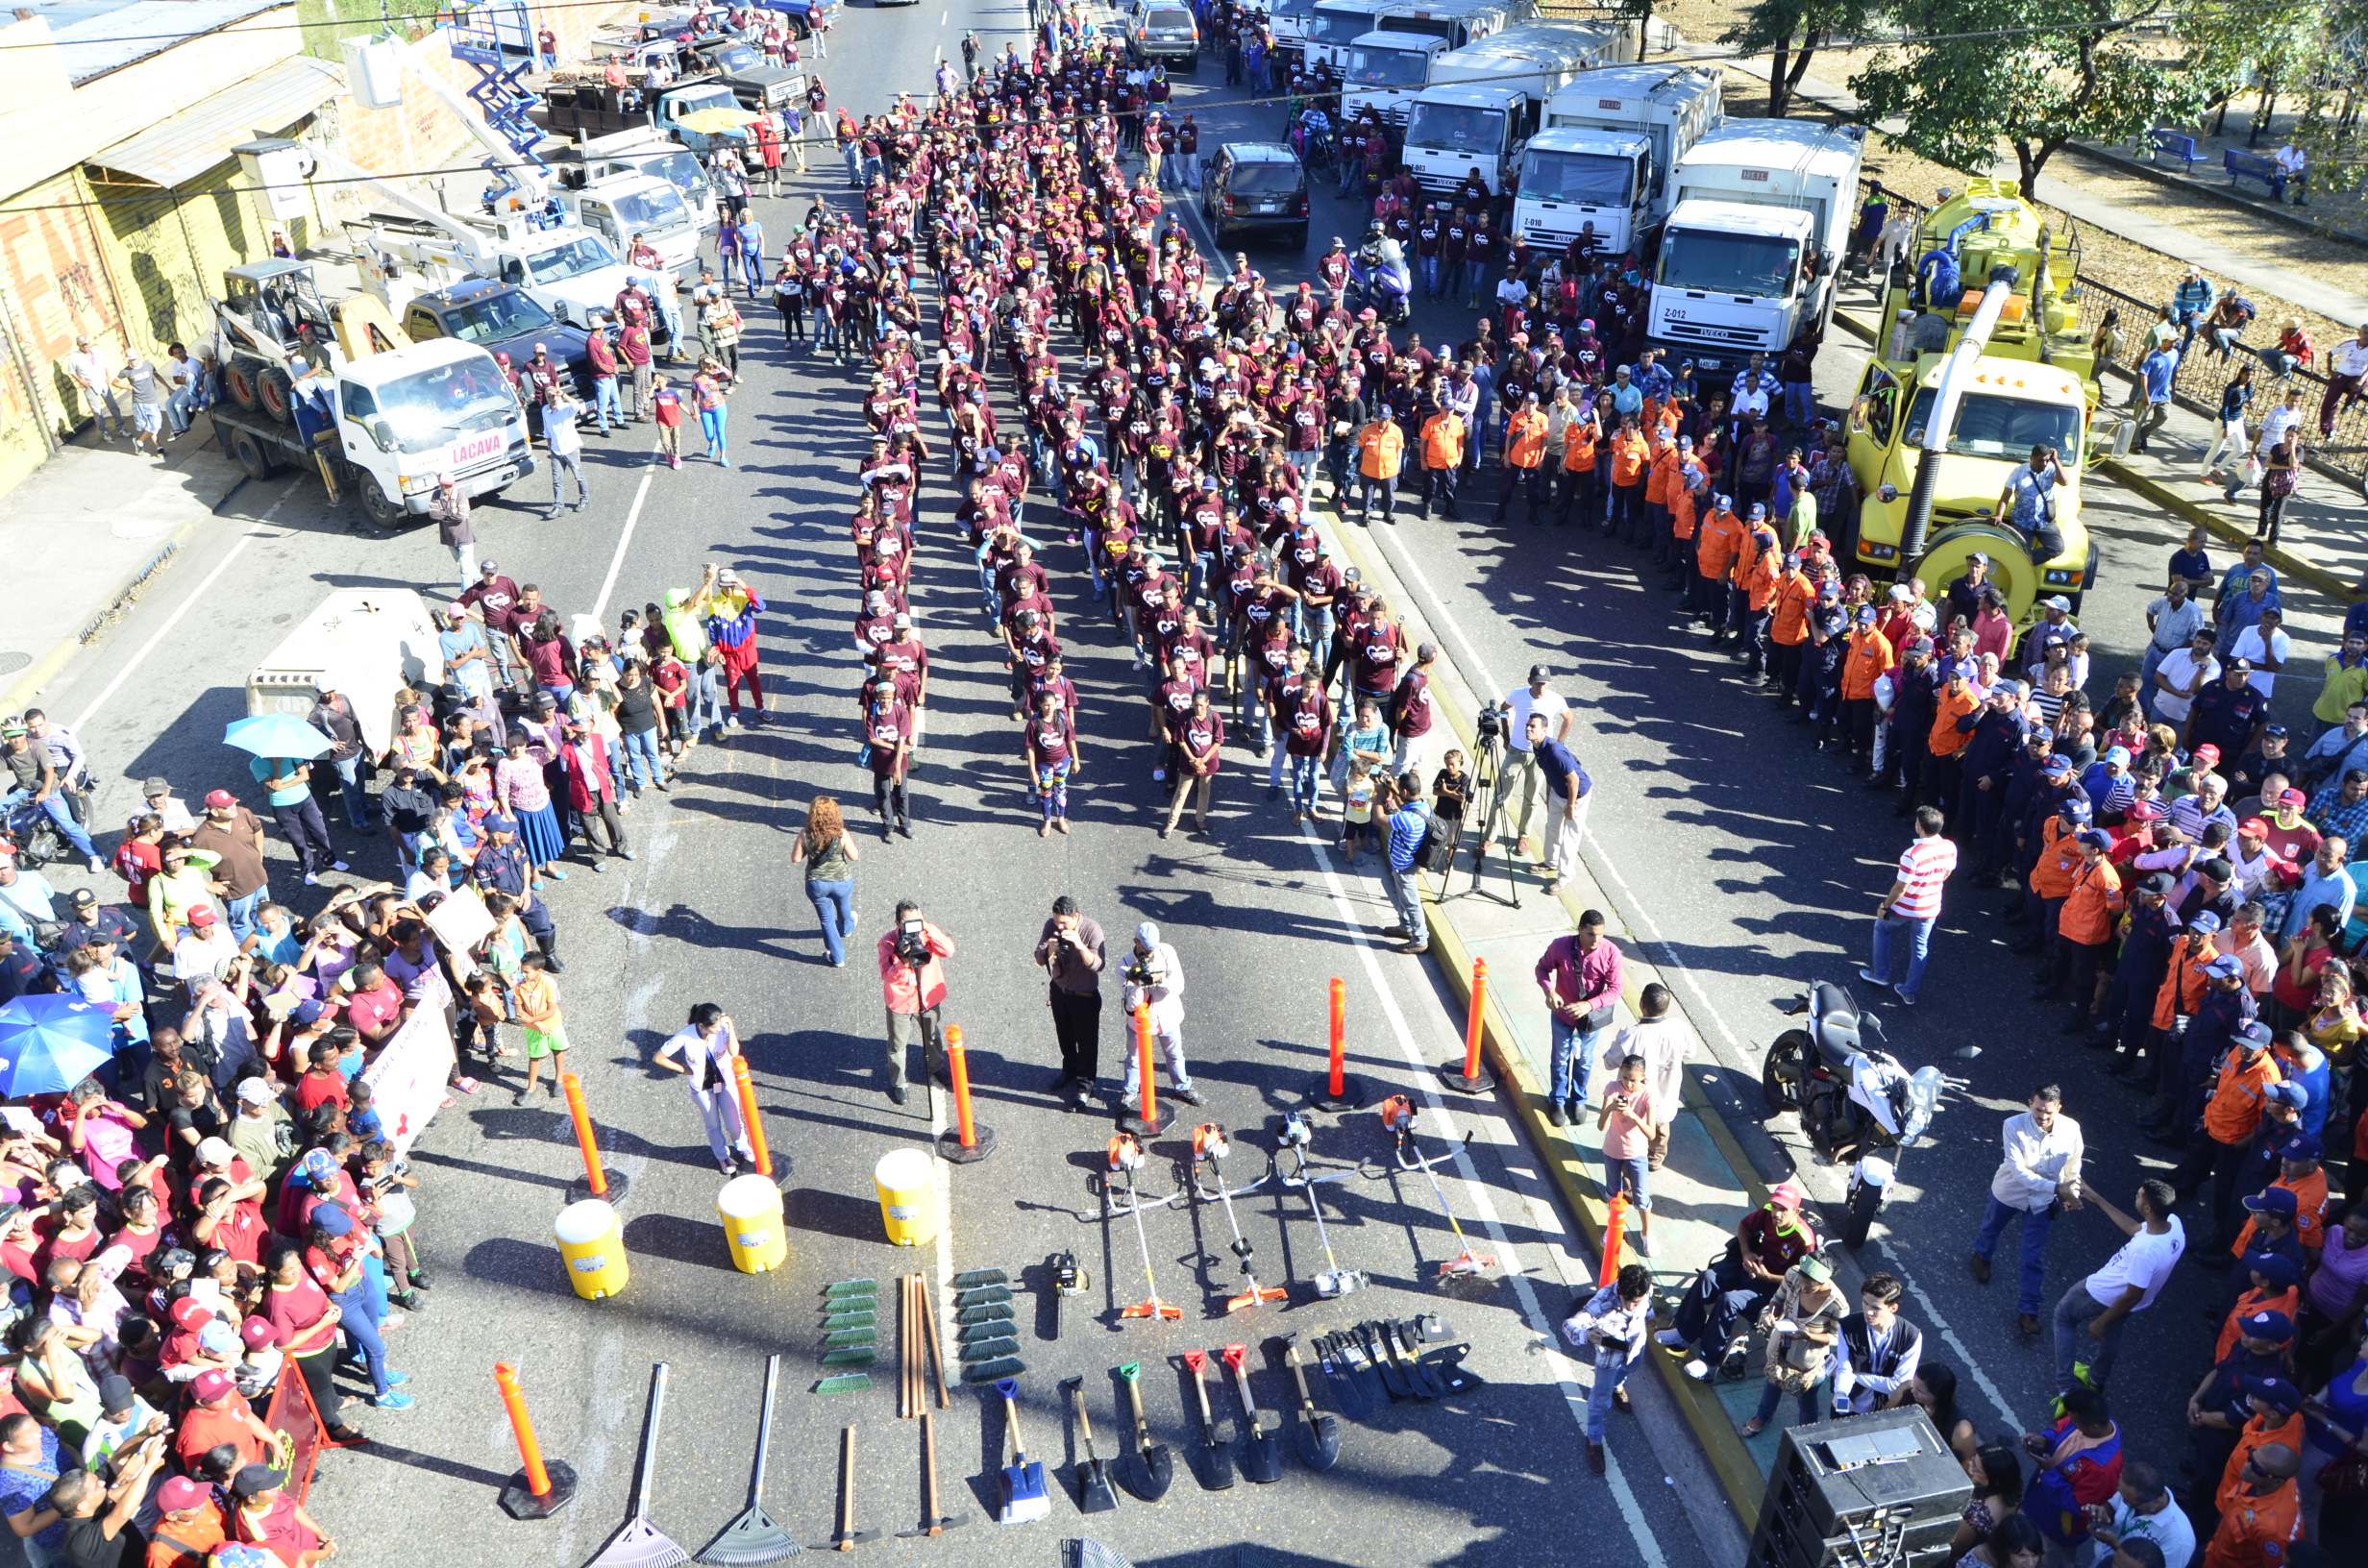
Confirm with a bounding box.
[1130,3,1200,67]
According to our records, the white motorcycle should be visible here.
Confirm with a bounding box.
[1761,981,1949,1247]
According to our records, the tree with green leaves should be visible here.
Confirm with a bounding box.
[1718,0,1883,120]
[1850,0,2209,200]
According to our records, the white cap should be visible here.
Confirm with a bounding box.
[1136,921,1160,947]
[235,1078,274,1105]
[195,1137,235,1167]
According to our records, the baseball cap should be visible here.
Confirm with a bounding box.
[156,1477,210,1514]
[2240,817,2270,837]
[1856,606,1876,625]
[2077,828,2112,850]
[2105,746,2132,765]
[2140,872,2178,896]
[1417,641,1439,662]
[241,1316,279,1350]
[2240,1374,2306,1414]
[892,613,912,629]
[310,1203,354,1237]
[1967,551,1989,565]
[232,1464,288,1499]
[1796,1255,1833,1285]
[2188,910,2225,935]
[204,789,235,809]
[193,1366,237,1403]
[2280,788,2307,807]
[2241,1309,2295,1343]
[235,1077,274,1105]
[196,1137,234,1167]
[2247,1251,2302,1289]
[2278,1132,2323,1162]
[485,813,518,833]
[1768,1180,1807,1210]
[67,888,97,911]
[2265,723,2289,738]
[2204,954,2245,979]
[2264,1081,2309,1110]
[98,1373,136,1417]
[198,1320,239,1357]
[2045,595,2072,611]
[187,905,216,927]
[2059,797,2092,821]
[142,776,170,795]
[2194,744,2223,763]
[2236,1020,2276,1049]
[168,1297,213,1332]
[2043,756,2076,777]
[1527,663,1550,683]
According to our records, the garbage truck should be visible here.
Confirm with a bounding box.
[1843,180,2124,620]
[247,589,447,758]
[1644,118,1863,378]
[1514,63,1722,256]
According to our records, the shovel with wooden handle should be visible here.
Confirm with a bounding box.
[1115,1362,1172,1502]
[1060,1378,1121,1514]
[1281,1335,1340,1472]
[1221,1344,1283,1483]
[1179,1350,1233,1491]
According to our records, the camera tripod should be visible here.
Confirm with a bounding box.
[1446,721,1520,909]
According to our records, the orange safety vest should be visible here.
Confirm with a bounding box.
[1744,544,1781,611]
[1669,479,1700,540]
[1420,412,1465,470]
[1731,527,1772,591]
[1358,421,1404,479]
[2030,816,2083,899]
[1928,683,1980,757]
[2231,1164,2328,1255]
[1563,415,1600,472]
[2202,1052,2284,1146]
[2153,934,2221,1031]
[1506,409,1548,470]
[2059,856,2127,945]
[1644,439,1680,506]
[1840,627,1894,701]
[1608,430,1648,487]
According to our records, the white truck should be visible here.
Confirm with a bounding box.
[553,172,701,273]
[543,128,722,233]
[247,589,448,757]
[1305,0,1532,73]
[1399,22,1633,193]
[1514,64,1723,256]
[1646,119,1865,377]
[213,336,535,529]
[1337,3,1535,125]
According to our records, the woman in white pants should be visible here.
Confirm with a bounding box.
[2201,363,2255,482]
[654,1002,753,1174]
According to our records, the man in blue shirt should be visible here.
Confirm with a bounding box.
[2135,343,2178,453]
[1526,713,1593,895]
[472,814,562,970]
[1382,774,1432,955]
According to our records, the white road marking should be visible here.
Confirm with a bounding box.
[589,470,657,625]
[1294,822,1669,1568]
[70,490,288,733]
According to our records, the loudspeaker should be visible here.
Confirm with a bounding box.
[1746,1407,1972,1568]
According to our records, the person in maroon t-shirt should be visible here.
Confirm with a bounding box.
[1023,691,1078,838]
[866,693,914,838]
[1280,667,1336,822]
[1162,690,1226,840]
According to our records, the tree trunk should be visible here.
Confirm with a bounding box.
[2015,135,2069,202]
[1780,34,1820,120]
[1769,44,1790,119]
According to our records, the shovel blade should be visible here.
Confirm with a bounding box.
[1294,1411,1341,1472]
[999,1458,1049,1525]
[1076,1458,1122,1514]
[1123,1441,1173,1502]
[697,1505,802,1565]
[1196,1439,1236,1491]
[1243,1432,1284,1483]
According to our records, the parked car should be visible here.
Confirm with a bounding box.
[1202,142,1310,248]
[1130,2,1200,66]
[398,279,594,434]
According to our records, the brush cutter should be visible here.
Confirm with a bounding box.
[1060,1377,1121,1514]
[994,1377,1049,1525]
[1379,1095,1495,1281]
[893,1412,970,1539]
[1190,1124,1287,1313]
[1104,1133,1182,1321]
[1281,1335,1340,1471]
[588,1363,688,1568]
[1179,1350,1234,1490]
[697,1356,800,1565]
[1273,1114,1369,1299]
[1221,1344,1283,1483]
[1115,1362,1172,1502]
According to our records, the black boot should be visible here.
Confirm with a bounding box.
[536,931,565,974]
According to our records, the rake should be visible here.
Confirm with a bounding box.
[588,1363,688,1568]
[697,1356,800,1565]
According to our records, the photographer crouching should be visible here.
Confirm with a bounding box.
[1120,922,1202,1110]
[877,900,956,1106]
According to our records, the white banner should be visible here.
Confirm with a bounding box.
[361,967,455,1158]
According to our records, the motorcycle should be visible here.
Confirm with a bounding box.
[1346,241,1411,325]
[2,796,73,870]
[1760,980,1948,1248]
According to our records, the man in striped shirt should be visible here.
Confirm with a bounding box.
[1862,807,1958,1006]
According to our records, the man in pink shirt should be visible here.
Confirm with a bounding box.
[1537,912,1623,1127]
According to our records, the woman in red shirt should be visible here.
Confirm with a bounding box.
[1161,691,1225,840]
[263,1242,363,1444]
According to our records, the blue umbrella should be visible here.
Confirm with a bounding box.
[0,995,117,1095]
[222,713,333,759]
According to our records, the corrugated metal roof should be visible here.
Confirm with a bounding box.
[30,0,289,86]
[86,53,346,187]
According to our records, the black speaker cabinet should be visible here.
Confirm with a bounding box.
[1746,1407,1973,1568]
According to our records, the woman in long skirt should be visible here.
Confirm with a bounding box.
[495,729,570,879]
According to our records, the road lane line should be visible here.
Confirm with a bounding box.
[70,491,289,733]
[590,469,656,625]
[1294,822,1670,1568]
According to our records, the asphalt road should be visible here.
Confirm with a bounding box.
[10,9,1724,1568]
[1172,37,2350,1496]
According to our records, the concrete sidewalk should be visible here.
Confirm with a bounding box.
[0,417,246,716]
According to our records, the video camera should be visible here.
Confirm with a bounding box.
[894,918,931,968]
[1474,700,1508,745]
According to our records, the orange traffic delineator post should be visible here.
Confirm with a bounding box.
[1438,957,1496,1093]
[560,1072,630,1205]
[1597,1194,1629,1287]
[495,1362,579,1520]
[935,1025,995,1164]
[728,1053,781,1184]
[1119,1003,1173,1138]
[1308,975,1369,1112]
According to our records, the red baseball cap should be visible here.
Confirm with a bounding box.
[240,1316,279,1350]
[192,1368,235,1403]
[2193,745,2222,763]
[156,1477,210,1514]
[2281,788,2308,807]
[187,906,217,926]
[2241,817,2271,837]
[204,790,235,809]
[168,1297,212,1332]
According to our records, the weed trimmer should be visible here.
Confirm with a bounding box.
[1273,1113,1369,1299]
[1190,1123,1287,1313]
[697,1355,800,1565]
[1379,1095,1496,1281]
[1104,1133,1182,1321]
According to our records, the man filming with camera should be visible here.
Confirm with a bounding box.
[877,900,956,1106]
[1120,921,1202,1109]
[1487,665,1572,857]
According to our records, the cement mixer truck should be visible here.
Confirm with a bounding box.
[1842,181,2130,621]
